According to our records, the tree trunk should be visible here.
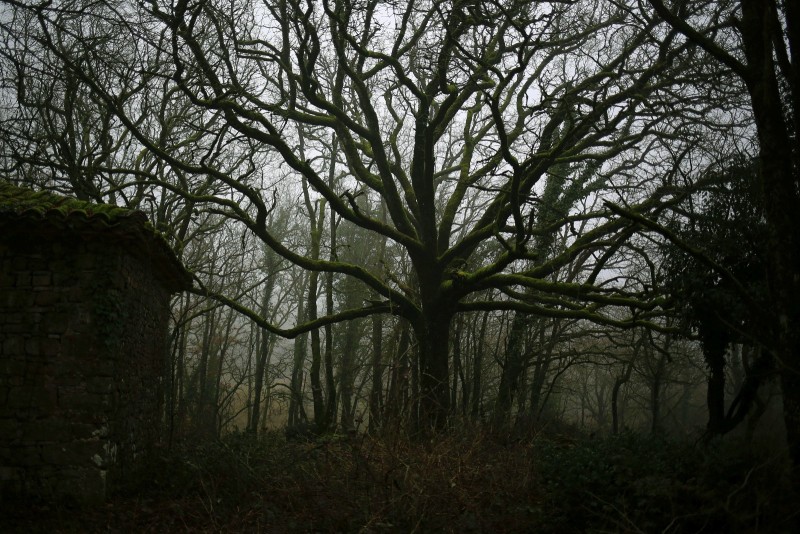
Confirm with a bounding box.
[385,320,411,431]
[369,307,384,433]
[288,272,308,426]
[494,312,528,428]
[249,328,274,433]
[339,318,359,431]
[738,0,800,485]
[324,255,337,430]
[651,351,667,436]
[529,321,560,421]
[470,311,489,420]
[195,306,216,438]
[611,361,634,435]
[451,317,462,415]
[307,203,326,428]
[167,298,189,447]
[323,135,339,431]
[414,307,452,432]
[248,267,276,434]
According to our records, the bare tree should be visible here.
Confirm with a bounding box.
[0,0,721,432]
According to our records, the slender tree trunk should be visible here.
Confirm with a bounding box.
[167,299,189,447]
[611,361,634,435]
[288,273,308,426]
[248,324,263,435]
[494,312,528,428]
[323,134,339,430]
[175,316,189,441]
[471,311,489,420]
[339,318,359,431]
[307,202,326,428]
[324,248,337,430]
[651,351,667,436]
[369,305,383,433]
[705,345,727,435]
[453,315,469,417]
[249,252,277,434]
[196,306,217,438]
[451,317,461,415]
[211,308,236,437]
[245,322,255,429]
[410,336,421,433]
[529,321,564,421]
[385,320,411,431]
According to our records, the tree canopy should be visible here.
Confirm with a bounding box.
[0,0,796,444]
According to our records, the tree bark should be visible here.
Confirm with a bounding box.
[611,361,634,435]
[369,305,383,433]
[739,0,800,479]
[494,311,529,428]
[288,272,308,426]
[248,248,277,435]
[470,311,489,420]
[414,307,453,432]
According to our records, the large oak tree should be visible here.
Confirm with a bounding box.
[1,0,714,429]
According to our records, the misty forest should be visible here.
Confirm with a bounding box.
[1,0,799,531]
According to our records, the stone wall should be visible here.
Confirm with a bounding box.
[0,232,173,503]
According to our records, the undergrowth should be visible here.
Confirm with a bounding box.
[2,429,797,533]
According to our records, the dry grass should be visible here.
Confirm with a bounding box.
[2,428,797,533]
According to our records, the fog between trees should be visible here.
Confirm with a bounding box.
[0,0,797,470]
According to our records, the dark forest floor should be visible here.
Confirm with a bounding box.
[2,429,799,533]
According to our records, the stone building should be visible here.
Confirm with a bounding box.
[0,181,191,503]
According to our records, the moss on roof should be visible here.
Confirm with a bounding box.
[0,180,138,223]
[0,180,191,292]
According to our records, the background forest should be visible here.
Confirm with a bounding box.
[1,0,798,531]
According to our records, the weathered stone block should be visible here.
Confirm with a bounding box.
[5,290,32,308]
[58,388,110,411]
[34,290,59,307]
[31,386,58,410]
[41,440,107,468]
[24,337,40,355]
[39,337,60,357]
[74,254,95,270]
[2,337,24,356]
[0,272,14,287]
[0,357,26,376]
[27,258,47,271]
[10,256,28,270]
[2,312,23,324]
[43,312,71,334]
[85,376,112,394]
[31,272,51,286]
[52,466,107,504]
[52,271,79,286]
[13,445,43,467]
[0,418,21,441]
[0,465,22,482]
[0,323,23,334]
[22,420,62,442]
[67,286,84,302]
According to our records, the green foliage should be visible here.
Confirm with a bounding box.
[534,432,796,532]
[663,157,769,344]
